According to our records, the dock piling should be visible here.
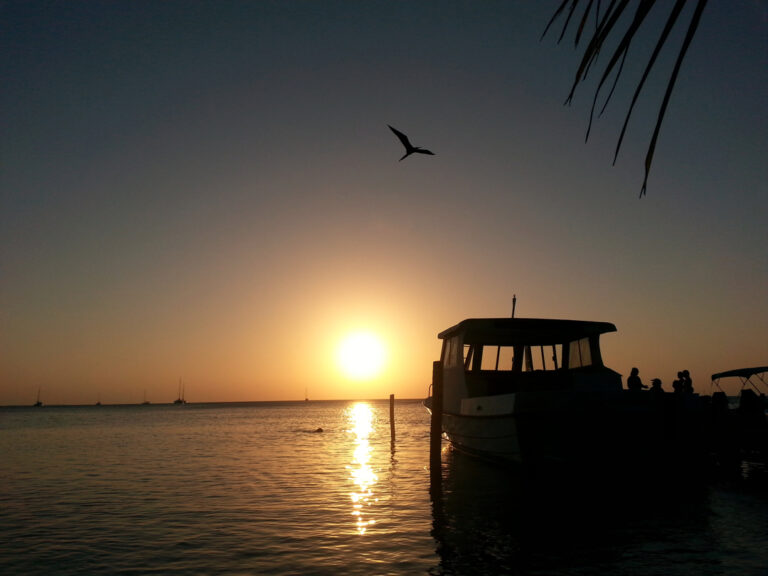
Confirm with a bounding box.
[389,393,396,451]
[429,361,443,473]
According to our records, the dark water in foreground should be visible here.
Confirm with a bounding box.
[1,400,767,575]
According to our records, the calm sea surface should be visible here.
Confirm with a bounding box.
[1,400,767,575]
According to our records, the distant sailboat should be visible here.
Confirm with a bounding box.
[142,390,150,405]
[173,379,187,405]
[305,387,309,402]
[33,387,43,407]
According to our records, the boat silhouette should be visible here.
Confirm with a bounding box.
[425,316,712,472]
[173,379,187,405]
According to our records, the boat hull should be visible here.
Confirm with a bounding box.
[437,391,711,468]
[442,411,522,462]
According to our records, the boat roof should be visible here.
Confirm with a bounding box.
[711,366,768,381]
[438,318,617,345]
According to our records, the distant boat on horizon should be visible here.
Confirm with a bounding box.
[33,387,43,407]
[142,390,150,405]
[173,379,187,405]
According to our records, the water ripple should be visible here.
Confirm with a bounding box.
[2,401,767,575]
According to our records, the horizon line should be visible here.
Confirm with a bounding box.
[0,397,424,408]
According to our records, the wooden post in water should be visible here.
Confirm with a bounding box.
[429,361,443,473]
[389,393,396,450]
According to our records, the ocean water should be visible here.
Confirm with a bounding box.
[1,400,767,575]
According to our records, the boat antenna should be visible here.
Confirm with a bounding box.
[511,294,517,318]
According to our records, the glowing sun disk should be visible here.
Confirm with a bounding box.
[338,332,385,380]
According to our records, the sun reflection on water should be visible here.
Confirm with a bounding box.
[346,402,378,535]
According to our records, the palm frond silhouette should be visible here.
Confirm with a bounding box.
[543,0,709,197]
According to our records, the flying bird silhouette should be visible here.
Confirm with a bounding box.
[388,125,434,161]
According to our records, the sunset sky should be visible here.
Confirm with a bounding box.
[2,2,766,404]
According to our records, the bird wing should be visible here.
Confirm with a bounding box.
[415,148,435,156]
[388,125,413,150]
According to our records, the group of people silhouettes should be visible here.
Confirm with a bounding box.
[626,367,694,394]
[672,370,694,394]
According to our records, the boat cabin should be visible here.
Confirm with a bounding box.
[438,318,622,413]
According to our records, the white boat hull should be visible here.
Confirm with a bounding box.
[442,411,522,462]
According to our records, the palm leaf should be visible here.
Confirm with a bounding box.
[585,0,657,141]
[541,1,577,42]
[574,0,597,46]
[566,0,628,102]
[544,0,709,196]
[640,0,708,197]
[614,0,687,174]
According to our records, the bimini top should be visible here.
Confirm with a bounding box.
[438,318,617,345]
[711,366,768,381]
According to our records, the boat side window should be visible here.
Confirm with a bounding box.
[463,344,473,370]
[480,345,515,371]
[568,337,593,368]
[443,336,464,368]
[441,337,451,366]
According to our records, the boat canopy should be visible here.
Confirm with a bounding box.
[711,366,768,394]
[438,318,617,346]
[711,366,768,381]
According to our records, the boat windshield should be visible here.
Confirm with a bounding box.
[524,344,561,371]
[460,343,564,372]
[479,346,515,371]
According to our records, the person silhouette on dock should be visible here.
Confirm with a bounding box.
[627,367,647,391]
[682,370,693,393]
[672,371,684,394]
[649,378,664,394]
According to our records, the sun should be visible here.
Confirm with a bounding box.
[337,332,386,381]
